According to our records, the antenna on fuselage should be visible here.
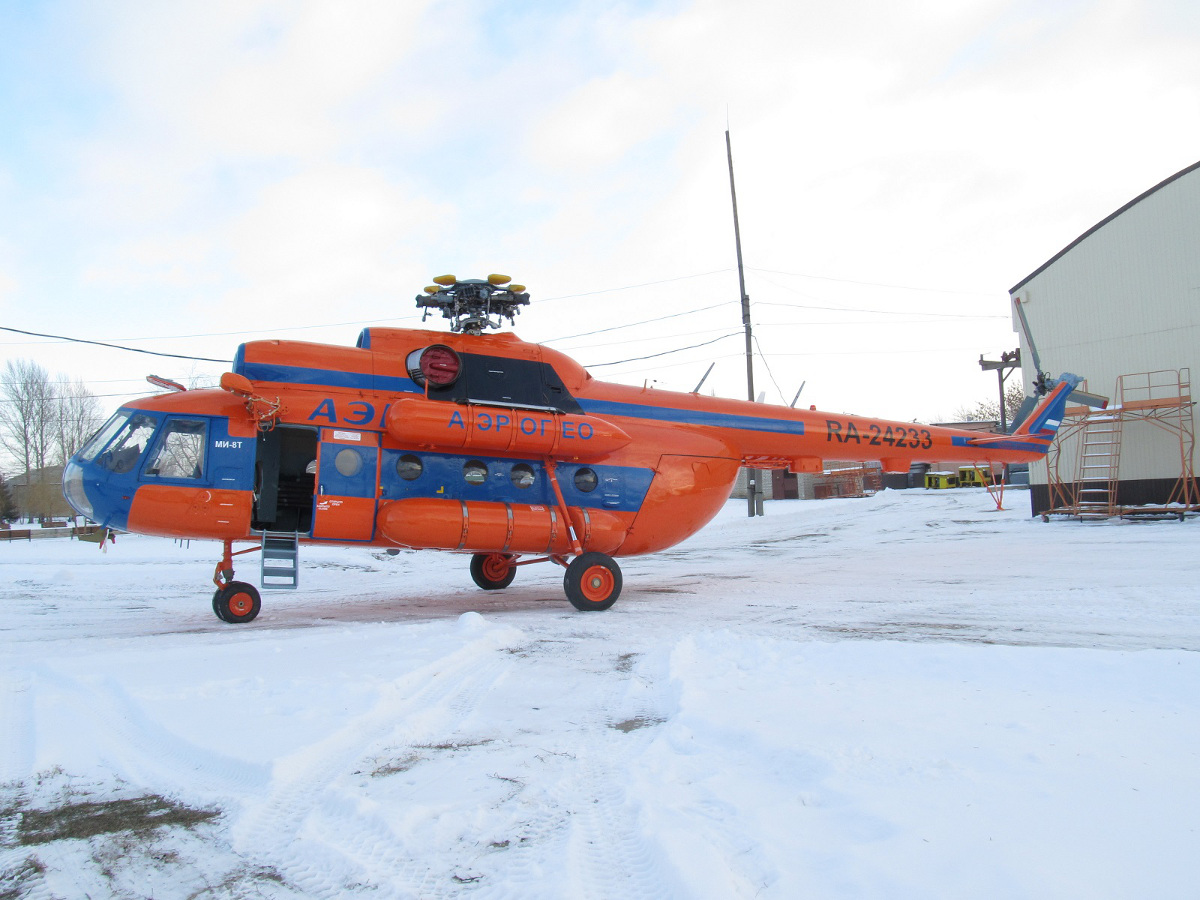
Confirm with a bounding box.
[416,274,531,334]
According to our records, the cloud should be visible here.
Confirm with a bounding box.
[4,0,1200,419]
[83,1,433,161]
[219,164,453,319]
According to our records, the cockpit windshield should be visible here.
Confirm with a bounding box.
[98,414,158,474]
[78,410,132,462]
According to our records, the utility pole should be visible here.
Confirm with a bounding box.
[978,349,1021,433]
[726,129,762,516]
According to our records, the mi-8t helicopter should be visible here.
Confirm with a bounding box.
[62,275,1079,623]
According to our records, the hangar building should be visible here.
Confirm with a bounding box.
[1008,159,1200,517]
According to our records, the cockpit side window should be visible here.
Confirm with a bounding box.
[144,418,207,480]
[98,414,158,474]
[79,411,132,462]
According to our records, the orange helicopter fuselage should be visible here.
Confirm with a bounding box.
[65,327,1069,561]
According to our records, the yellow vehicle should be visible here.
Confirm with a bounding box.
[925,472,959,489]
[957,466,994,488]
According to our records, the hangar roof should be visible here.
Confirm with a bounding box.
[1010,158,1200,293]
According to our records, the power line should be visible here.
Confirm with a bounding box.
[546,301,731,343]
[584,332,741,367]
[536,269,730,303]
[0,326,228,363]
[752,334,787,406]
[747,265,998,297]
[0,316,423,347]
[0,390,170,405]
[751,299,1006,320]
[557,325,735,353]
[602,352,744,380]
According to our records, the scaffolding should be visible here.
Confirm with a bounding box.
[814,464,882,500]
[1043,368,1200,520]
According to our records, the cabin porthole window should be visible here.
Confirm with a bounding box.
[510,463,535,489]
[463,460,488,485]
[396,454,423,481]
[334,448,363,477]
[574,467,598,493]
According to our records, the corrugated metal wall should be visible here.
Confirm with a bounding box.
[1009,162,1200,488]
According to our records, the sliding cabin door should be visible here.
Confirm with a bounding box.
[312,428,380,541]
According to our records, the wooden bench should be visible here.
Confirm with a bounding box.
[0,529,32,541]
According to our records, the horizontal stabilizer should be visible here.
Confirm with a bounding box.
[1068,387,1108,409]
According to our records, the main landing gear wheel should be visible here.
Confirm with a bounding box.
[564,552,622,611]
[212,581,262,624]
[470,553,517,590]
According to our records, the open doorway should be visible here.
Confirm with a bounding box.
[252,425,318,533]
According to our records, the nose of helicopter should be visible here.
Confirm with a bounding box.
[62,455,133,530]
[62,459,94,520]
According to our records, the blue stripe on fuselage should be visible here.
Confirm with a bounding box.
[234,360,804,436]
[235,361,421,395]
[951,436,1049,454]
[578,399,804,435]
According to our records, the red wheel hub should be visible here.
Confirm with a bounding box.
[482,554,511,582]
[579,566,615,603]
[227,592,255,617]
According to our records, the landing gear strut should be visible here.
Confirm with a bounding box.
[465,550,624,611]
[212,539,262,624]
[470,553,517,590]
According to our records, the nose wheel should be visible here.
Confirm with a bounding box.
[212,582,262,623]
[211,539,263,624]
[564,552,622,611]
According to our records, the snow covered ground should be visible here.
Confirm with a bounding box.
[2,489,1198,899]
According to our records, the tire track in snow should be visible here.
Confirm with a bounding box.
[567,651,688,899]
[479,648,686,900]
[231,626,518,898]
[0,668,34,786]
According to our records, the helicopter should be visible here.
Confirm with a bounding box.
[62,275,1080,623]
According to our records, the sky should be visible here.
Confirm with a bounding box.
[2,0,1199,436]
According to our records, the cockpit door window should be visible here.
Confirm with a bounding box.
[144,418,208,479]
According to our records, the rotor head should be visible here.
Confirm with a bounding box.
[416,274,530,334]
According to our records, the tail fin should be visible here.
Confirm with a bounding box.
[1012,373,1081,440]
[964,374,1081,451]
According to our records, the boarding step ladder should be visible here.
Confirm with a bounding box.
[1074,414,1123,518]
[260,531,300,590]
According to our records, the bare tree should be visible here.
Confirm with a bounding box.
[54,374,104,463]
[954,382,1026,426]
[1,362,104,521]
[0,359,53,477]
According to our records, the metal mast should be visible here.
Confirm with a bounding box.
[726,129,763,516]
